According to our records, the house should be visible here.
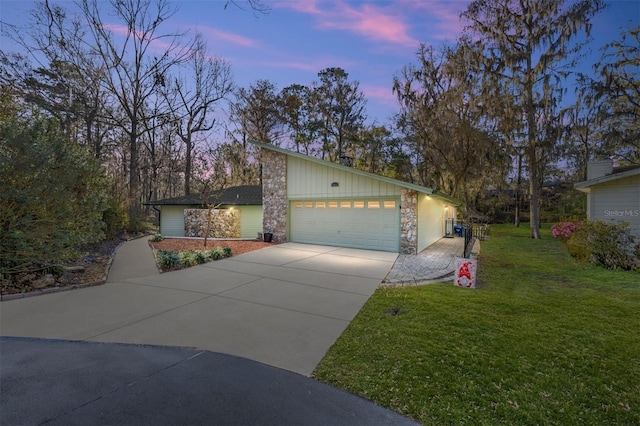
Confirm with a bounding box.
[146,185,263,238]
[252,141,461,254]
[575,160,640,237]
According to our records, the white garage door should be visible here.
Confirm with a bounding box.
[290,199,400,252]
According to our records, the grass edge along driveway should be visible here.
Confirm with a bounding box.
[313,224,640,425]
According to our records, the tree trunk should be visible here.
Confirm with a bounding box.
[525,58,541,239]
[128,122,140,227]
[185,136,192,195]
[515,151,522,227]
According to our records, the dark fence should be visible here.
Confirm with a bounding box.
[464,226,474,258]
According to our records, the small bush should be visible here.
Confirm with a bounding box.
[158,250,179,269]
[209,249,222,260]
[150,233,164,242]
[551,221,583,243]
[193,251,207,264]
[180,250,197,267]
[564,220,639,270]
[222,247,232,257]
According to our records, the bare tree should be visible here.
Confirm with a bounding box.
[163,34,233,195]
[79,0,194,227]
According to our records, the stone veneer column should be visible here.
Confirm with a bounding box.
[400,189,418,254]
[261,149,288,243]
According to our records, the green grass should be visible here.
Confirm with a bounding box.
[312,224,640,425]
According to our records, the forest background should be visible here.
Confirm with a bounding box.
[1,0,638,274]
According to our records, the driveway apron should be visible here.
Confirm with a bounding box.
[0,241,397,376]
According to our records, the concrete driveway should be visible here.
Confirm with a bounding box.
[0,241,397,376]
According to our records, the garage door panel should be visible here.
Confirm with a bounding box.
[291,199,399,252]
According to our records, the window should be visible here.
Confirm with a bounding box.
[384,201,396,209]
[368,201,380,209]
[316,201,326,208]
[293,202,303,208]
[305,201,314,208]
[328,201,338,208]
[353,201,365,209]
[340,201,351,208]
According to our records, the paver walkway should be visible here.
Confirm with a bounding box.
[383,237,468,284]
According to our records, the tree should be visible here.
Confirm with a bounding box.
[313,67,367,162]
[562,88,604,181]
[279,84,320,155]
[0,1,110,159]
[79,0,193,227]
[230,79,282,144]
[588,25,640,165]
[393,42,507,213]
[0,112,108,275]
[164,34,233,195]
[462,0,606,238]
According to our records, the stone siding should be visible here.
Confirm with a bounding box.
[261,149,288,243]
[184,209,240,238]
[400,189,418,254]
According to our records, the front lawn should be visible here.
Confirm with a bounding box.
[313,224,640,425]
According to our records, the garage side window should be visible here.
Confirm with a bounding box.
[384,201,396,209]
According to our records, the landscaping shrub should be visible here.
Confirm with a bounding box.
[222,247,232,257]
[158,250,179,269]
[208,248,222,260]
[179,250,197,267]
[193,250,207,264]
[555,220,640,270]
[551,221,583,243]
[150,233,164,242]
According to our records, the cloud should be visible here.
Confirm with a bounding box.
[361,83,397,106]
[401,0,468,42]
[197,27,259,48]
[276,0,419,48]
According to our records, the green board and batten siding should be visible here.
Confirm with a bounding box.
[287,156,402,199]
[237,205,263,239]
[160,205,187,237]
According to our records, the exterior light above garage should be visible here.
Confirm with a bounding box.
[331,182,339,187]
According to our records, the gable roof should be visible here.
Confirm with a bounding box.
[145,185,262,206]
[575,164,640,192]
[249,140,462,206]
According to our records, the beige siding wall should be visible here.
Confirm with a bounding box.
[589,175,640,237]
[287,156,401,199]
[417,194,445,252]
[237,205,263,239]
[160,205,186,237]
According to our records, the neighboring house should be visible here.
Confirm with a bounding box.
[252,141,461,254]
[146,185,263,238]
[575,160,640,238]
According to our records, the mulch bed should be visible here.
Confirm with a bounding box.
[1,237,277,299]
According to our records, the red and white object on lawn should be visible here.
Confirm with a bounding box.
[454,258,477,288]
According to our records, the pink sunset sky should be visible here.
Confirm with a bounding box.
[1,0,639,125]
